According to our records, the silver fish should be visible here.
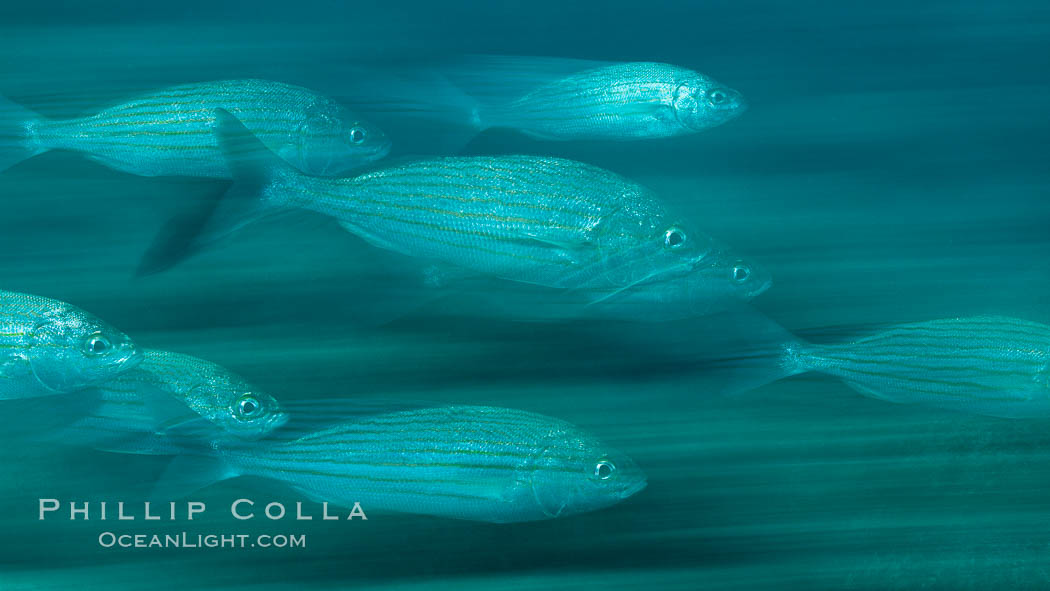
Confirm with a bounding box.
[58,349,288,452]
[157,403,647,523]
[348,56,746,145]
[723,315,1050,419]
[0,79,390,177]
[472,59,748,141]
[0,290,141,398]
[168,109,770,321]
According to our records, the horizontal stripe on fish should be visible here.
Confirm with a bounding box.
[767,316,1050,417]
[165,404,649,522]
[198,110,768,320]
[3,79,390,178]
[0,290,141,399]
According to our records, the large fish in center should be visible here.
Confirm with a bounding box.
[151,109,770,321]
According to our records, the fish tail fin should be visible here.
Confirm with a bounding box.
[689,307,810,396]
[341,66,483,125]
[136,108,295,275]
[439,55,611,127]
[338,65,484,154]
[0,94,47,172]
[150,450,239,501]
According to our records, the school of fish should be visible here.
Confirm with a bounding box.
[1,54,1041,523]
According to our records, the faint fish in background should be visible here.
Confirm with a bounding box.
[145,109,770,321]
[0,79,391,178]
[154,403,647,523]
[0,290,141,398]
[41,349,289,453]
[714,315,1050,419]
[345,55,746,150]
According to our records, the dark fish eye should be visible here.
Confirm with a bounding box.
[664,227,687,249]
[709,89,728,105]
[83,333,111,356]
[236,395,262,419]
[349,127,367,144]
[594,460,616,480]
[732,262,752,283]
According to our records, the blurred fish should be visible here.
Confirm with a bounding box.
[50,349,288,453]
[347,56,746,147]
[0,79,390,178]
[0,290,141,398]
[155,403,647,523]
[715,315,1050,419]
[145,108,770,321]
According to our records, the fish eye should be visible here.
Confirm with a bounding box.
[664,227,687,249]
[82,333,111,356]
[349,127,367,144]
[594,459,616,480]
[708,89,729,105]
[732,262,752,283]
[235,395,263,419]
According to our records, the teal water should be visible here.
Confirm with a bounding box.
[2,1,1050,589]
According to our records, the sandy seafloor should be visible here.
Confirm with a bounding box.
[1,1,1050,589]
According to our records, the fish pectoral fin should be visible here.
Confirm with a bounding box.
[842,380,906,404]
[154,416,227,442]
[337,221,406,253]
[134,387,228,440]
[136,386,199,426]
[150,453,235,502]
[519,231,594,251]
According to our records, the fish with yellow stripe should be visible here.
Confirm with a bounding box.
[48,349,288,453]
[152,402,646,523]
[716,315,1050,419]
[153,108,770,321]
[0,289,141,398]
[0,79,390,177]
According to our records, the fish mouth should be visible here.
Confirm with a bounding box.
[729,91,748,114]
[113,342,144,370]
[357,137,392,162]
[622,478,648,499]
[267,410,291,432]
[751,277,772,298]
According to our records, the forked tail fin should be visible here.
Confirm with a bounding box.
[685,307,811,397]
[136,108,296,275]
[0,94,46,172]
[343,65,485,155]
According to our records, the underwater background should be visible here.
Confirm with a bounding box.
[2,0,1050,589]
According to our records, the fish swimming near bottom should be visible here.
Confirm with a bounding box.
[143,108,770,321]
[0,289,141,398]
[153,403,647,523]
[716,315,1050,419]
